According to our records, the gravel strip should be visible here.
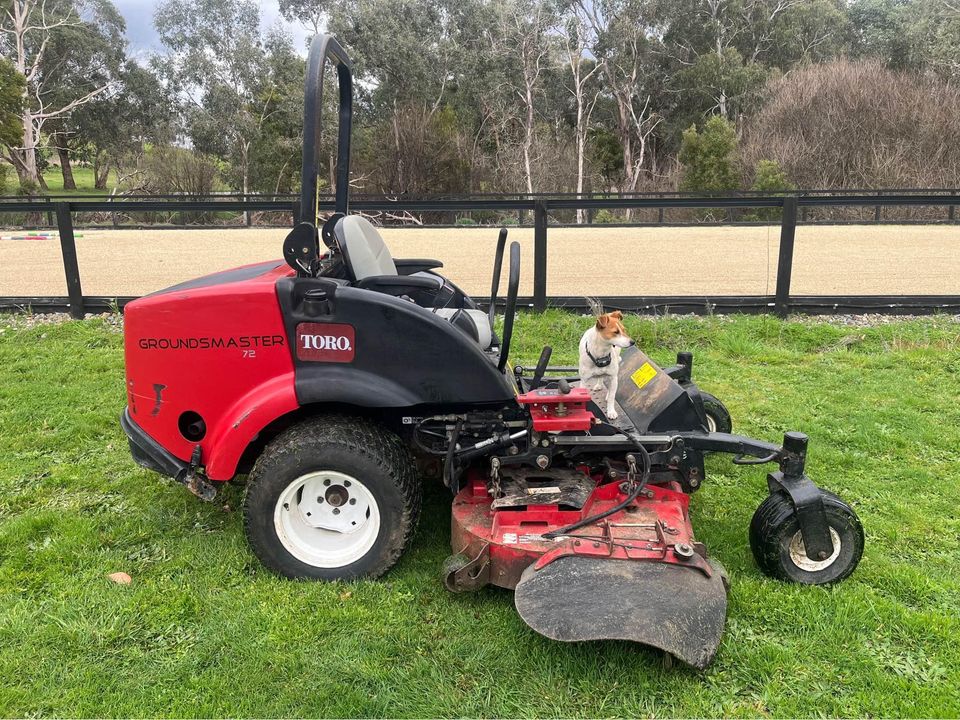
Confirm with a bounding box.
[0,311,123,332]
[2,310,957,334]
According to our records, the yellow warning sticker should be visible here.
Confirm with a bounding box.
[631,362,657,389]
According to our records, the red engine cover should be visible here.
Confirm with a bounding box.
[123,261,298,480]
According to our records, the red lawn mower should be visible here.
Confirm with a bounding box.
[121,35,863,669]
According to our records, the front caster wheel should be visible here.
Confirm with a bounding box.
[244,415,421,580]
[700,391,732,434]
[749,490,863,584]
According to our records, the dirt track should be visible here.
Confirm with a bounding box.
[1,224,957,298]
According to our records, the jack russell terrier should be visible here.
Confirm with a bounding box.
[578,310,634,421]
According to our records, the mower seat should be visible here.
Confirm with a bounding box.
[335,215,494,349]
[336,215,399,280]
[335,216,444,292]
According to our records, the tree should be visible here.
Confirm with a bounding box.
[892,0,960,80]
[303,0,485,193]
[748,158,794,218]
[245,30,305,194]
[750,158,793,191]
[558,3,601,220]
[673,47,768,125]
[678,115,739,192]
[0,0,115,186]
[277,0,323,35]
[70,60,176,191]
[576,0,664,195]
[846,0,919,69]
[155,0,300,197]
[490,0,556,195]
[758,0,848,68]
[0,57,24,149]
[39,0,126,189]
[0,59,17,194]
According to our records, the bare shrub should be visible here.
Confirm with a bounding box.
[120,146,221,226]
[742,59,960,190]
[137,146,219,196]
[363,105,471,198]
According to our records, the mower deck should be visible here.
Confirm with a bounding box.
[447,469,729,668]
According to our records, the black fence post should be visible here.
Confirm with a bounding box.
[292,199,301,225]
[533,198,548,312]
[55,202,85,319]
[774,196,798,319]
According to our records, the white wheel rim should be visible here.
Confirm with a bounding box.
[273,470,380,568]
[706,414,717,433]
[788,527,842,572]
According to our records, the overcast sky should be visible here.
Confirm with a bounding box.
[113,0,313,57]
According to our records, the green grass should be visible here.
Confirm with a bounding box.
[41,165,114,196]
[1,312,959,717]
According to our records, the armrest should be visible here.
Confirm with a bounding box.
[394,258,444,275]
[353,274,442,295]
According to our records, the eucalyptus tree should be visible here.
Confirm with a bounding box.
[489,0,557,195]
[0,0,119,187]
[39,0,126,189]
[575,0,666,194]
[557,2,602,216]
[69,60,176,191]
[155,0,302,195]
[0,57,24,149]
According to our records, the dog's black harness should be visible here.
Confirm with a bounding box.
[585,347,612,367]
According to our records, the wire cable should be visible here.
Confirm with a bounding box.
[542,430,652,540]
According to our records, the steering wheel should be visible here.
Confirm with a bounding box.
[498,240,521,372]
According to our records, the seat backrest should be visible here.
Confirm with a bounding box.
[336,215,397,281]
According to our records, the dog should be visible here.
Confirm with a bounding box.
[578,310,634,420]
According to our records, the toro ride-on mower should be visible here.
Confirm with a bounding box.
[121,35,863,669]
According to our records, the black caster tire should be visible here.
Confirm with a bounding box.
[749,490,863,585]
[700,391,732,434]
[244,415,421,580]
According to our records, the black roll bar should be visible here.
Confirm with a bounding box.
[300,34,353,221]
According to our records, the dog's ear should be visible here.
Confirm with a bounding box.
[610,310,623,320]
[596,313,609,329]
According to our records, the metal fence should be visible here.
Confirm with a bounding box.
[1,190,958,319]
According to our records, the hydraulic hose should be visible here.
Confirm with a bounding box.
[543,428,652,539]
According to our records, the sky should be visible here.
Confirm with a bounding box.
[113,0,313,58]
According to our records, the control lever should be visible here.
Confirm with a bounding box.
[529,345,552,390]
[488,227,508,328]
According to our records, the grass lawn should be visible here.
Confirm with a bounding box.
[40,166,114,196]
[1,312,959,717]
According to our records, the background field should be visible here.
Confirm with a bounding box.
[37,167,116,196]
[1,223,959,298]
[1,312,959,717]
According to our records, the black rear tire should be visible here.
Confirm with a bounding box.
[700,391,732,434]
[749,489,863,585]
[243,415,421,580]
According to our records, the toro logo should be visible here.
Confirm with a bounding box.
[296,323,356,362]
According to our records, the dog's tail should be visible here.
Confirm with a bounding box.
[584,296,604,318]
